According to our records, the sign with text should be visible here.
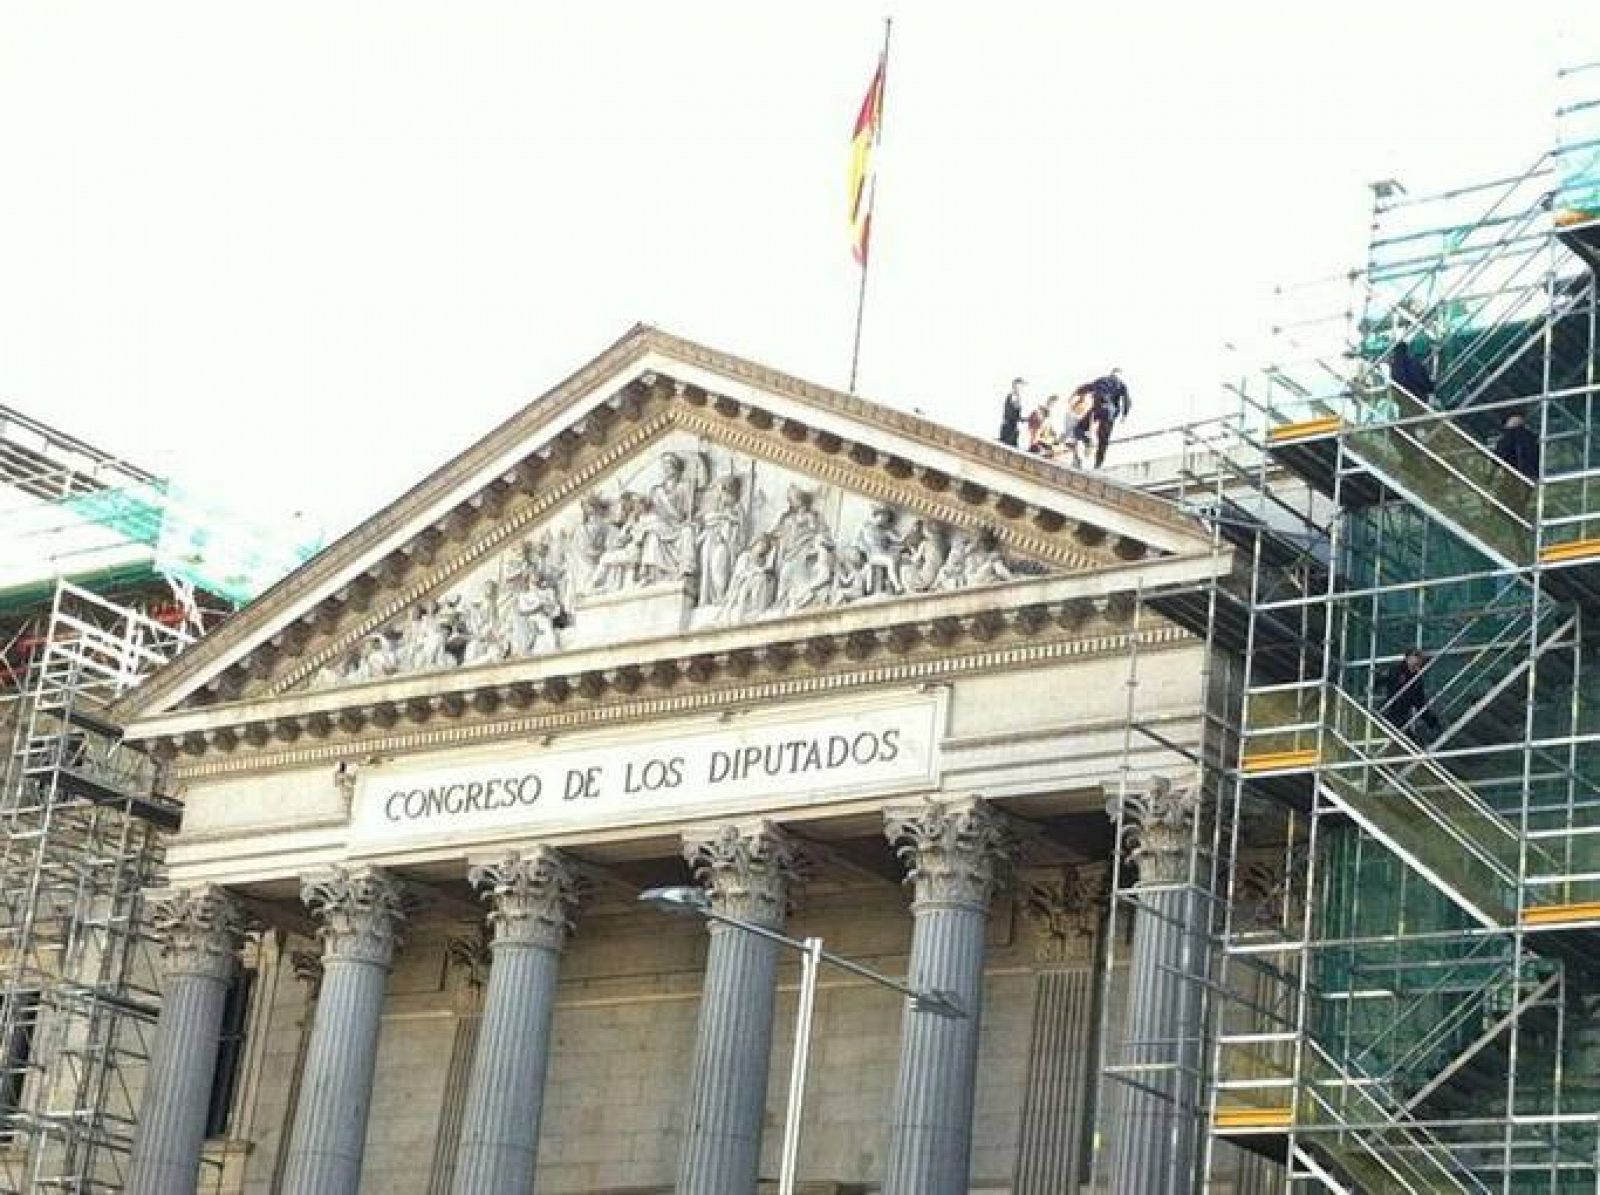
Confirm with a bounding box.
[348,693,943,846]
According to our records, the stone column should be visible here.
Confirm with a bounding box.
[126,886,246,1195]
[451,847,579,1195]
[281,865,405,1195]
[880,797,1012,1195]
[1107,777,1206,1195]
[676,821,801,1195]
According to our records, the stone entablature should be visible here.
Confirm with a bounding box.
[139,556,1213,777]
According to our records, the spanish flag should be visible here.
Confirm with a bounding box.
[848,55,886,265]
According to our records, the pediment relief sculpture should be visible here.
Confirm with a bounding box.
[309,435,1044,691]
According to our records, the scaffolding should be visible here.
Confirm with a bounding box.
[1190,69,1600,1195]
[1092,60,1600,1193]
[0,399,321,701]
[0,399,313,1191]
[0,581,199,1192]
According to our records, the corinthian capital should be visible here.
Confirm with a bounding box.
[150,885,246,983]
[1110,776,1200,886]
[682,821,801,929]
[301,865,406,968]
[468,847,580,952]
[1023,862,1109,964]
[884,797,1012,913]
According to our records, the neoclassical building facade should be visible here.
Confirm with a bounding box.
[111,327,1234,1194]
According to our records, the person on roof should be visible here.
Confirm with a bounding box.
[999,377,1026,448]
[1071,369,1131,469]
[1381,647,1441,741]
[1026,394,1063,457]
[1388,340,1436,405]
[1493,409,1540,480]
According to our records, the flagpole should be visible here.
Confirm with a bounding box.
[848,17,892,395]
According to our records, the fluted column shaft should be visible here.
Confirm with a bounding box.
[881,798,1012,1195]
[127,886,245,1195]
[1108,778,1205,1195]
[452,848,579,1195]
[281,866,405,1195]
[676,821,800,1195]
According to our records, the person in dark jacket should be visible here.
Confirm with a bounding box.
[1493,409,1540,480]
[1070,368,1131,468]
[1382,647,1440,740]
[999,377,1026,448]
[1389,340,1436,405]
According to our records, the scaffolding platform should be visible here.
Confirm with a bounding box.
[1174,98,1600,1194]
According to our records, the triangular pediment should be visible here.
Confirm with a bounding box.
[113,325,1215,727]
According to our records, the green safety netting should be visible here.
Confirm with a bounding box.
[1557,61,1600,223]
[57,477,320,608]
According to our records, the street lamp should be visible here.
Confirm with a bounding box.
[639,884,963,1195]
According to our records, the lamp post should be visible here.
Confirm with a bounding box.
[639,884,963,1195]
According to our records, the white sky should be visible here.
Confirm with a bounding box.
[3,2,1598,544]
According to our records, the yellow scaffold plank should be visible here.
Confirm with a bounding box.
[1555,208,1599,229]
[1241,749,1320,773]
[1523,902,1600,927]
[1539,538,1600,565]
[1266,417,1341,444]
[1214,1107,1293,1131]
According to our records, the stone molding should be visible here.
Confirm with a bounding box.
[301,866,406,968]
[168,623,1192,781]
[149,885,246,983]
[467,847,580,952]
[1110,776,1201,886]
[884,796,1013,914]
[683,820,802,929]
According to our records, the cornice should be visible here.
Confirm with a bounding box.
[168,622,1192,782]
[109,326,659,724]
[642,329,1195,533]
[268,410,679,696]
[117,325,1209,726]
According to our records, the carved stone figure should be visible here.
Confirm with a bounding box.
[962,527,1015,587]
[635,452,701,587]
[589,493,647,594]
[934,538,970,590]
[565,496,611,605]
[508,572,563,656]
[353,633,401,682]
[897,519,949,593]
[783,537,837,613]
[402,603,449,672]
[303,439,1041,691]
[718,533,778,624]
[856,504,904,597]
[505,535,552,594]
[830,547,870,605]
[462,579,509,665]
[773,487,827,608]
[697,475,746,607]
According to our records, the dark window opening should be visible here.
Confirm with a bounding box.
[0,990,40,1142]
[204,969,254,1139]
